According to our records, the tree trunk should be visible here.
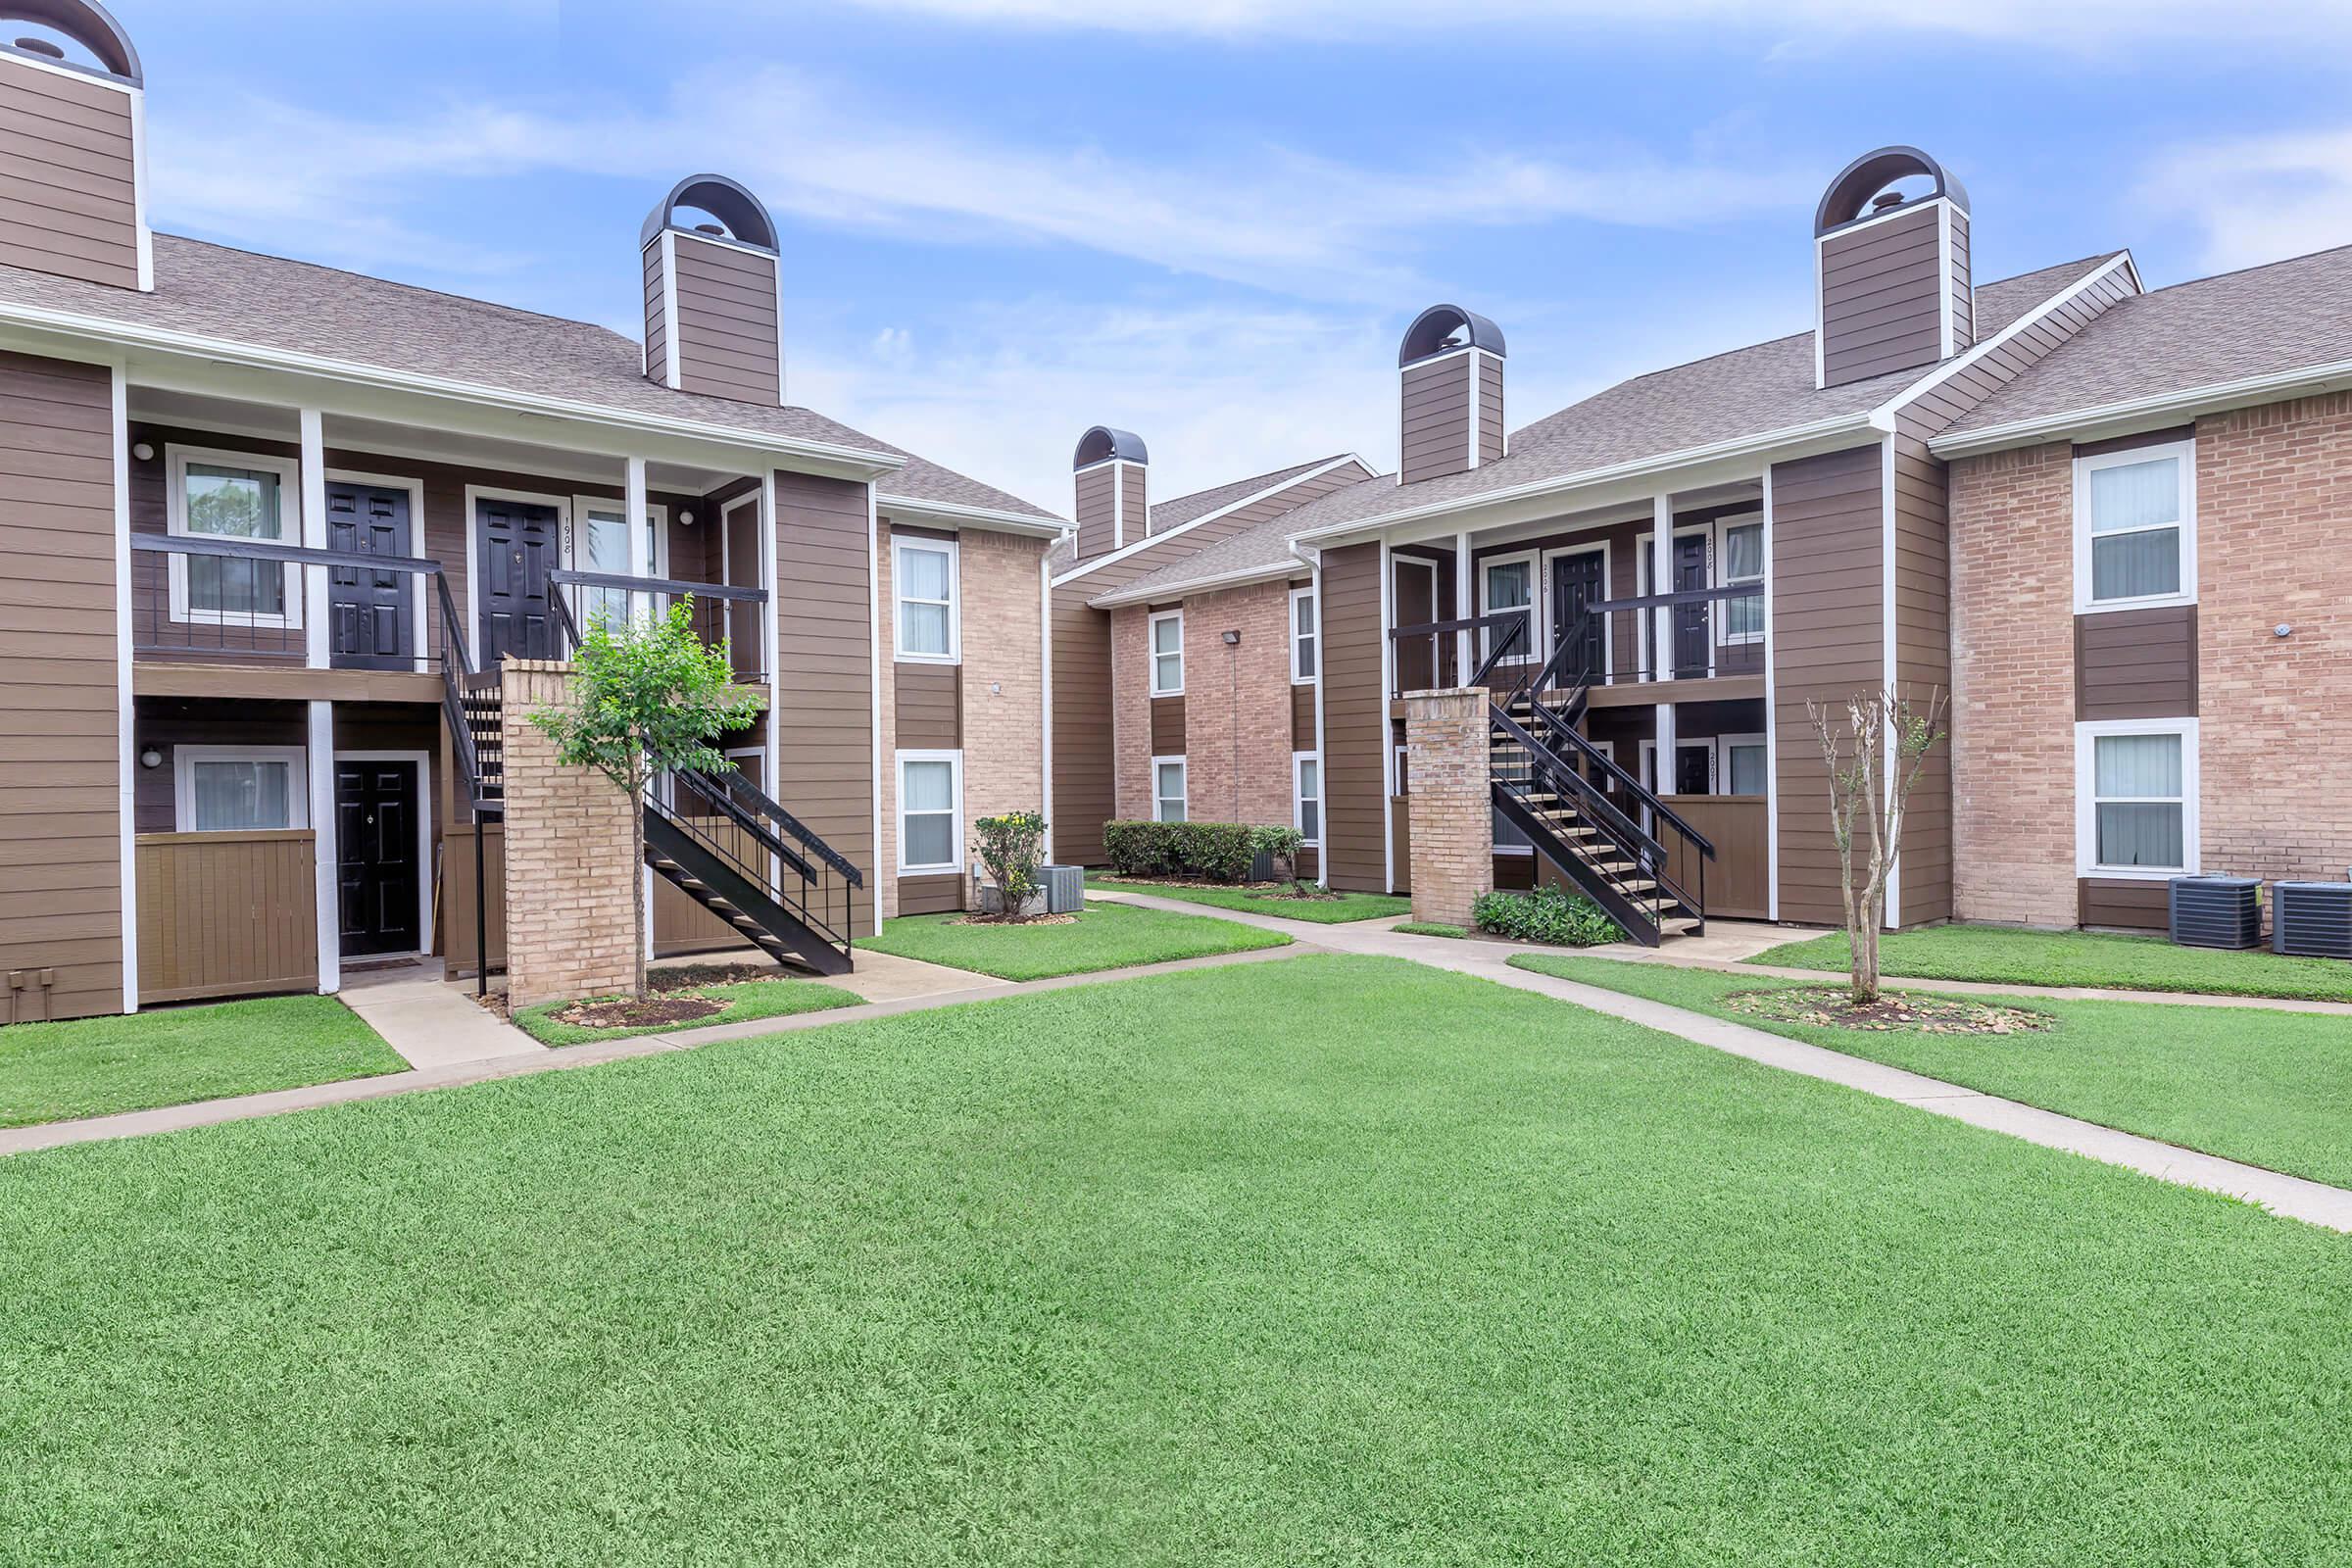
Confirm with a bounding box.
[631,799,648,1002]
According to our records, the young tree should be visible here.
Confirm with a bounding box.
[972,810,1048,921]
[1808,686,1949,1005]
[531,598,764,1000]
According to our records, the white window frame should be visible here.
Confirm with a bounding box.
[2075,717,2199,880]
[895,749,963,875]
[892,534,961,664]
[1152,754,1188,822]
[1289,585,1318,685]
[1720,732,1768,797]
[172,744,310,833]
[1148,609,1184,696]
[1477,548,1539,666]
[1293,751,1321,847]
[1715,513,1765,647]
[568,494,669,629]
[2074,439,2196,614]
[166,444,304,629]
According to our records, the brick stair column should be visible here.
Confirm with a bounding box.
[1404,687,1494,927]
[499,660,639,1009]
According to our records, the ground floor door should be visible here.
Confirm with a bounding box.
[476,499,560,663]
[336,758,421,957]
[326,482,415,669]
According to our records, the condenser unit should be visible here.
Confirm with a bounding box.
[2273,881,2352,960]
[2168,876,2262,951]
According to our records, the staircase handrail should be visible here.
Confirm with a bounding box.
[1491,705,1705,925]
[681,765,865,888]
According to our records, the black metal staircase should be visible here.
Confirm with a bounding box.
[648,769,861,975]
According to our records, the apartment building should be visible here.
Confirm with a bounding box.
[0,3,1065,1021]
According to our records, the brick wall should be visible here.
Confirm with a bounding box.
[500,661,640,1007]
[1179,580,1296,827]
[961,527,1049,839]
[1402,688,1493,926]
[1110,604,1152,819]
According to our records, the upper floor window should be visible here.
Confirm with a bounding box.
[1479,552,1537,665]
[1290,587,1318,683]
[1719,518,1764,643]
[894,536,960,662]
[1149,609,1184,696]
[167,446,303,629]
[2075,441,2195,612]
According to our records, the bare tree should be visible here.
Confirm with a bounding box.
[1808,686,1949,1005]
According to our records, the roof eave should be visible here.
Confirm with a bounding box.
[1929,357,2352,458]
[878,493,1070,537]
[1051,453,1369,589]
[1090,558,1306,609]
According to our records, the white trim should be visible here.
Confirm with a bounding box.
[1151,754,1189,823]
[891,533,962,663]
[565,493,670,588]
[1714,511,1765,648]
[659,231,682,390]
[895,749,964,874]
[1147,608,1185,696]
[164,442,304,631]
[1289,583,1318,685]
[462,485,572,656]
[1090,557,1302,608]
[2073,437,2197,613]
[1880,431,1899,927]
[1720,733,1768,798]
[1453,528,1473,681]
[172,744,310,832]
[1932,353,2352,458]
[1936,200,1956,361]
[2075,717,2200,880]
[323,467,429,673]
[1648,497,1675,684]
[1057,455,1366,589]
[1391,552,1440,687]
[1378,538,1395,893]
[1538,537,1612,680]
[1039,551,1054,860]
[1466,350,1482,472]
[334,749,435,958]
[1880,258,2138,427]
[876,494,1069,539]
[866,483,884,935]
[1760,463,1779,921]
[1476,547,1539,666]
[753,477,782,889]
[128,83,152,292]
[1293,750,1322,848]
[111,365,136,1012]
[1310,555,1328,876]
[299,412,327,667]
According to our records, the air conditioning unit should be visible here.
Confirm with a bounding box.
[2273,881,2352,960]
[1040,864,1086,915]
[2168,875,2262,951]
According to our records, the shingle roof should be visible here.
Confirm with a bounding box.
[0,233,1059,521]
[1939,244,2352,439]
[1045,453,1357,575]
[1102,254,2124,602]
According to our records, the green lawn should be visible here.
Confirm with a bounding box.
[0,994,405,1128]
[858,901,1290,979]
[1392,921,1468,938]
[1090,876,1411,923]
[3,956,2350,1563]
[512,978,863,1047]
[1517,954,2352,1190]
[1756,922,2352,1002]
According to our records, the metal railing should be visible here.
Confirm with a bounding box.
[546,569,769,682]
[129,532,458,669]
[661,765,862,969]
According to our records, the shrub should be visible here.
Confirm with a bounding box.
[1102,819,1174,877]
[1472,886,1624,948]
[1249,825,1304,861]
[1102,819,1281,883]
[972,810,1047,917]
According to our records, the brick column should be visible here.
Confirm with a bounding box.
[1404,687,1494,927]
[500,660,639,1008]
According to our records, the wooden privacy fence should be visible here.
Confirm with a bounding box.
[136,831,318,1004]
[1655,795,1768,920]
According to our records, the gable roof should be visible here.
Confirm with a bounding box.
[1935,244,2352,449]
[1046,452,1364,578]
[0,233,1059,523]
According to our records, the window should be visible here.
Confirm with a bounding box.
[1719,517,1764,643]
[1294,753,1321,846]
[167,447,303,628]
[1290,587,1318,683]
[1673,740,1714,797]
[2077,719,2197,877]
[2076,441,2194,611]
[1479,552,1537,664]
[173,746,307,832]
[1394,744,1408,796]
[894,537,960,662]
[573,499,667,630]
[897,751,962,873]
[1149,610,1184,695]
[1152,756,1187,822]
[1722,734,1768,797]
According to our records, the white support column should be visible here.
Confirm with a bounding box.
[1649,494,1674,688]
[308,698,340,995]
[1760,465,1780,923]
[1453,528,1472,682]
[111,365,137,1013]
[299,409,328,668]
[1379,538,1395,894]
[1654,699,1677,804]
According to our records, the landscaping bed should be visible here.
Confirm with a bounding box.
[1754,923,2352,1003]
[858,902,1289,980]
[509,965,861,1047]
[1089,875,1410,923]
[0,994,405,1128]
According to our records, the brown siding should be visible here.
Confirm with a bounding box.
[2076,606,2197,720]
[133,832,317,1005]
[894,662,960,749]
[132,698,306,832]
[0,350,120,1020]
[668,233,780,406]
[1150,695,1184,755]
[0,58,139,290]
[2078,877,2168,933]
[1073,465,1117,561]
[772,470,877,913]
[1900,263,2135,439]
[1400,354,1473,485]
[1819,203,1945,388]
[1320,542,1386,891]
[898,873,962,915]
[1889,430,1952,925]
[1120,465,1147,545]
[441,822,505,979]
[1291,681,1315,750]
[1049,590,1113,863]
[1477,352,1504,465]
[1770,442,1884,926]
[641,239,667,381]
[1657,795,1768,920]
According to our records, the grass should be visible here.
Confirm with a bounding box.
[1392,921,1468,938]
[857,901,1289,980]
[1516,953,2352,1190]
[1089,875,1411,923]
[510,977,862,1047]
[1756,922,2352,1002]
[2,955,2350,1563]
[0,994,405,1128]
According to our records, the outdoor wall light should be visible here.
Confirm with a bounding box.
[2277,623,2294,638]
[131,441,155,463]
[1222,630,1240,645]
[139,749,161,769]
[679,509,695,526]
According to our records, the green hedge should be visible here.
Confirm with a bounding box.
[1102,820,1302,884]
[1471,886,1623,947]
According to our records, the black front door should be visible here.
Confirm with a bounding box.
[1672,533,1709,678]
[336,760,420,957]
[327,483,414,669]
[1547,549,1606,683]
[477,500,559,663]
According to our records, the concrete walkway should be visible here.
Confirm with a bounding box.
[340,961,545,1070]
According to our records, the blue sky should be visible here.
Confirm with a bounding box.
[116,0,2352,512]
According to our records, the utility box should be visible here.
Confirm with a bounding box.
[2168,875,2262,951]
[1041,864,1086,915]
[2273,881,2352,959]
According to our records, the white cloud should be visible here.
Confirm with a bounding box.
[2142,126,2352,274]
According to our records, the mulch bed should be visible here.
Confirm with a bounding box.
[1111,877,1338,901]
[945,913,1077,928]
[1728,987,2055,1036]
[543,995,727,1031]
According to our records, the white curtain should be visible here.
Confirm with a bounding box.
[902,760,955,865]
[899,548,954,656]
[2088,458,2182,600]
[2094,734,2183,867]
[192,760,292,831]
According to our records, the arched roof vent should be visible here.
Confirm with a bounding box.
[1396,304,1505,368]
[1814,145,1968,235]
[1072,426,1149,469]
[638,173,780,253]
[0,0,139,81]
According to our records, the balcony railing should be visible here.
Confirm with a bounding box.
[129,532,458,670]
[1388,583,1765,699]
[547,568,769,684]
